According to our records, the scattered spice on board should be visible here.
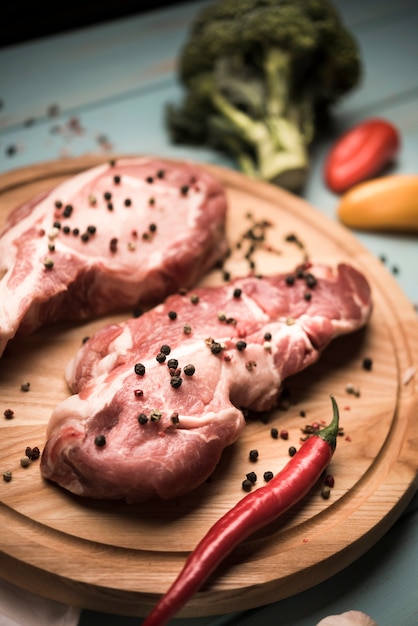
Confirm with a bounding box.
[346,383,360,397]
[3,471,12,483]
[246,471,257,484]
[324,474,335,488]
[4,409,14,419]
[220,213,277,277]
[362,357,373,371]
[20,382,30,392]
[321,485,331,499]
[25,446,40,461]
[249,449,259,462]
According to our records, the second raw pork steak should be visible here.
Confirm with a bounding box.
[0,157,227,357]
[41,262,372,502]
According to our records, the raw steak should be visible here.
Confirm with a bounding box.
[0,157,227,357]
[41,262,372,503]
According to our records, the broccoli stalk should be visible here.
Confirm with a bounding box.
[167,0,362,192]
[206,48,311,189]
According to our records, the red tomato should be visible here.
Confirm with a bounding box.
[324,118,400,193]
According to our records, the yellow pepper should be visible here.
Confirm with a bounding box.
[337,175,418,232]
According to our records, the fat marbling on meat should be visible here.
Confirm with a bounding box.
[41,262,372,503]
[0,157,227,357]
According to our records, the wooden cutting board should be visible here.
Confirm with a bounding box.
[0,155,417,618]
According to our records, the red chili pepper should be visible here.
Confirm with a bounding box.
[142,396,340,626]
[324,118,400,193]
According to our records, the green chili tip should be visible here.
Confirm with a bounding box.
[317,395,340,451]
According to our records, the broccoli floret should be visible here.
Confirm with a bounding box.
[166,0,361,191]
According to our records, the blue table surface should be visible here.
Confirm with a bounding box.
[1,1,417,625]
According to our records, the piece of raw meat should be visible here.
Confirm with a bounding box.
[0,157,228,357]
[41,262,372,503]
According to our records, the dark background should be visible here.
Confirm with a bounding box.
[1,1,189,47]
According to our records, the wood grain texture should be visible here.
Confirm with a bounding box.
[0,155,417,618]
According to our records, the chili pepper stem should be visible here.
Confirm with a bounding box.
[317,394,340,451]
[141,396,340,626]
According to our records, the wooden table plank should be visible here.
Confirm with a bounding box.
[1,0,418,131]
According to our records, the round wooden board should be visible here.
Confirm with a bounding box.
[0,155,417,618]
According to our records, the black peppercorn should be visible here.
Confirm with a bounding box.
[138,413,148,425]
[210,342,223,355]
[363,357,373,371]
[305,273,317,288]
[170,376,183,389]
[183,364,195,376]
[249,449,259,462]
